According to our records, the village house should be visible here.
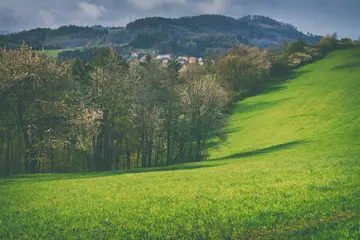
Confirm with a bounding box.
[156,54,172,60]
[130,52,139,58]
[162,59,169,65]
[188,57,197,64]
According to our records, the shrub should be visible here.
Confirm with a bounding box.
[217,45,271,98]
[316,34,338,54]
[305,46,322,58]
[270,54,289,76]
[288,52,312,67]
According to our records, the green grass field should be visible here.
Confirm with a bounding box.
[0,41,19,49]
[108,28,125,34]
[1,49,360,239]
[42,47,82,58]
[42,49,65,58]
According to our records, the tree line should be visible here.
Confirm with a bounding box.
[0,25,108,50]
[0,46,229,175]
[0,34,358,176]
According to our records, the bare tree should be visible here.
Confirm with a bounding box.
[181,73,229,161]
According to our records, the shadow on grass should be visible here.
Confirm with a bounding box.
[231,70,313,115]
[348,50,360,59]
[225,127,241,134]
[332,61,360,71]
[234,97,294,115]
[210,140,307,161]
[262,211,360,239]
[3,163,220,183]
[201,128,242,150]
[271,70,313,84]
[246,70,313,98]
[260,85,288,95]
[231,70,312,104]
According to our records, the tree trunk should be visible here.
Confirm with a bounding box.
[83,150,90,172]
[17,101,32,173]
[195,112,202,162]
[102,110,110,170]
[6,134,11,176]
[92,137,97,171]
[195,138,201,162]
[136,148,140,168]
[95,135,102,171]
[178,140,185,164]
[125,137,131,169]
[0,134,3,175]
[147,130,153,168]
[166,128,171,165]
[29,157,38,174]
[50,149,55,173]
[17,134,23,174]
[142,133,147,168]
[116,134,124,170]
[189,141,193,161]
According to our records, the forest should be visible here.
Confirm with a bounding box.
[0,34,358,176]
[0,14,323,58]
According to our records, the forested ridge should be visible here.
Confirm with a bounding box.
[0,34,358,176]
[0,14,322,59]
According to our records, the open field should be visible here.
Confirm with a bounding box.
[42,49,66,58]
[1,49,360,239]
[0,41,19,49]
[108,28,125,34]
[42,47,82,58]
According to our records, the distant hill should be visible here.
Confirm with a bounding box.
[126,15,320,46]
[0,14,322,57]
[0,30,10,35]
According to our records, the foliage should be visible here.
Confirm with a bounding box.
[284,37,307,55]
[270,33,358,74]
[217,45,271,100]
[0,44,74,173]
[288,52,312,67]
[0,45,229,174]
[0,25,108,50]
[180,70,229,160]
[316,34,339,53]
[129,31,167,49]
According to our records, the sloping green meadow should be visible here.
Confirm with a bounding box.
[1,49,360,239]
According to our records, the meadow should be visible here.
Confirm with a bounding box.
[42,47,82,58]
[1,48,360,239]
[108,28,125,34]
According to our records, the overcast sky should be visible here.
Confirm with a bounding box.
[0,0,359,38]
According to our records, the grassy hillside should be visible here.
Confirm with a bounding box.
[42,47,82,58]
[1,49,360,239]
[42,49,65,58]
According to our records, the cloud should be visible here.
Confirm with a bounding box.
[0,7,21,29]
[78,1,106,19]
[197,0,230,14]
[128,0,186,11]
[38,10,57,28]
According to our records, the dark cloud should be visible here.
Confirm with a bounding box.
[0,7,21,29]
[0,0,359,38]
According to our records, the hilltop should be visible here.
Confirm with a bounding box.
[0,14,321,58]
[1,48,359,239]
[0,30,10,35]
